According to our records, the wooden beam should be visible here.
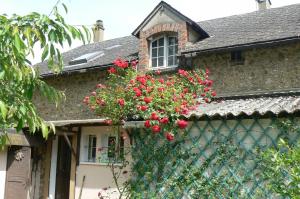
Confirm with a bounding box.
[62,133,76,157]
[69,134,77,199]
[42,140,52,199]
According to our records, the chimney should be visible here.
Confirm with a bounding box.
[93,20,104,42]
[256,0,271,11]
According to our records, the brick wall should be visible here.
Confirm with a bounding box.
[138,22,188,70]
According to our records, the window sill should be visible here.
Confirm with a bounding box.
[148,66,178,74]
[79,161,124,167]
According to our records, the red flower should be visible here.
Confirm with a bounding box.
[152,125,161,133]
[113,58,128,69]
[158,78,164,84]
[96,84,106,89]
[165,132,174,141]
[144,97,152,104]
[211,91,217,97]
[129,79,135,84]
[204,87,210,92]
[133,87,142,97]
[131,60,138,67]
[205,68,210,75]
[150,112,159,120]
[91,91,97,96]
[117,98,125,107]
[144,120,151,128]
[136,76,147,85]
[177,120,188,129]
[155,70,161,75]
[108,67,116,74]
[160,117,169,124]
[201,93,206,97]
[158,87,164,92]
[140,105,148,111]
[105,119,113,125]
[204,98,210,103]
[83,96,89,104]
[178,69,188,76]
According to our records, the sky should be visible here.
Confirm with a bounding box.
[1,0,300,63]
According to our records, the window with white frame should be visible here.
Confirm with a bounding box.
[150,35,178,68]
[81,132,125,164]
[87,135,97,162]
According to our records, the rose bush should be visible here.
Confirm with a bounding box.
[84,58,215,141]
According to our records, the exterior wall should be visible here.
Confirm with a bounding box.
[0,148,7,199]
[193,42,300,96]
[34,69,108,121]
[139,22,188,70]
[75,126,131,199]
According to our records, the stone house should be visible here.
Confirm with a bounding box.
[1,0,300,198]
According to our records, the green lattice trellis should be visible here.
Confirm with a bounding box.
[129,117,300,199]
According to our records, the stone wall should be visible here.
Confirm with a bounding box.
[33,69,107,121]
[193,42,300,96]
[34,42,300,121]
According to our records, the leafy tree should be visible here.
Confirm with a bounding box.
[0,3,89,144]
[261,139,300,199]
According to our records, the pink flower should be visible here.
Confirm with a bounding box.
[108,67,116,74]
[140,105,148,111]
[117,98,125,107]
[177,120,188,129]
[144,97,152,104]
[150,112,159,120]
[159,117,169,124]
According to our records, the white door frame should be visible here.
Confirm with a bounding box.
[48,138,58,199]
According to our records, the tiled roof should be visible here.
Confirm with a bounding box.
[36,3,300,75]
[183,3,300,53]
[37,36,139,76]
[187,96,300,118]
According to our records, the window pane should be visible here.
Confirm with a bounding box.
[152,58,157,67]
[168,37,175,45]
[168,56,174,66]
[175,45,178,54]
[152,48,157,57]
[108,136,116,158]
[158,38,164,46]
[158,57,164,67]
[158,47,164,57]
[175,57,178,65]
[152,40,157,48]
[168,46,174,56]
[88,135,97,162]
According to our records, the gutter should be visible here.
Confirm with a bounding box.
[181,36,300,56]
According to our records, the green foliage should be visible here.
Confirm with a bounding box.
[0,3,89,142]
[128,129,265,199]
[260,120,300,199]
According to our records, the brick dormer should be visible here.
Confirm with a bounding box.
[132,1,209,71]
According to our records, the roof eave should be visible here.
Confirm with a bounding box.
[182,36,300,55]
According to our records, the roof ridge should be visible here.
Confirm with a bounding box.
[196,3,300,24]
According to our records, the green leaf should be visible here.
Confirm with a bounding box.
[41,122,49,138]
[62,3,68,14]
[0,101,8,119]
[41,44,49,61]
[14,34,22,52]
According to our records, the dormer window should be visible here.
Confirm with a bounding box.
[150,35,178,69]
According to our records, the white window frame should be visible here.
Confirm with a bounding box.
[149,34,178,69]
[80,131,125,165]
